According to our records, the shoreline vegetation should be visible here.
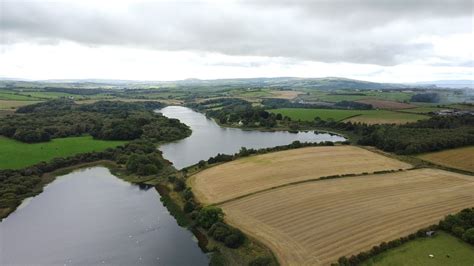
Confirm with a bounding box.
[1,99,472,265]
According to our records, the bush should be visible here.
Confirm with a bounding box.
[197,206,224,229]
[183,201,195,213]
[174,179,186,191]
[249,257,273,266]
[462,228,474,244]
[224,230,245,248]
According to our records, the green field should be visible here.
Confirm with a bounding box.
[269,108,361,121]
[399,106,443,114]
[0,136,126,169]
[301,90,413,103]
[362,231,474,266]
[269,108,428,124]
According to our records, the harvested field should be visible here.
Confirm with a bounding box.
[418,146,474,172]
[190,146,411,204]
[355,99,415,109]
[221,169,474,265]
[267,90,303,99]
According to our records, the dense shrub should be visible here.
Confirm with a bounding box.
[196,206,224,229]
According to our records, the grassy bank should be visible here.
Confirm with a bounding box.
[0,136,126,169]
[362,231,474,266]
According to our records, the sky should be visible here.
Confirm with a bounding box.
[0,0,473,82]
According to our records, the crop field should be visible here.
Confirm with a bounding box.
[267,90,303,99]
[268,108,363,121]
[362,231,474,266]
[418,146,474,172]
[399,106,443,114]
[190,146,411,204]
[0,136,126,169]
[221,169,474,265]
[268,108,428,124]
[302,90,413,103]
[355,99,415,109]
[345,111,428,125]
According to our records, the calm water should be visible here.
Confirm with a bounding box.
[158,106,346,169]
[1,106,345,265]
[0,167,208,265]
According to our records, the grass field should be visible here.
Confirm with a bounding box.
[362,231,474,266]
[354,99,415,110]
[268,108,428,124]
[399,106,444,114]
[418,146,474,172]
[345,111,428,125]
[303,90,413,103]
[0,136,126,169]
[221,168,474,265]
[190,146,411,204]
[0,100,42,110]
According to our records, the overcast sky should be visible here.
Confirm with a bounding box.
[0,0,472,82]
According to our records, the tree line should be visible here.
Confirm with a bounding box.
[0,99,190,143]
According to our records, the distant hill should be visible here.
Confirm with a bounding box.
[411,80,474,89]
[1,76,468,90]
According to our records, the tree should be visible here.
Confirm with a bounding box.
[197,206,224,229]
[462,228,474,244]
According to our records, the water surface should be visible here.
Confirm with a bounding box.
[159,106,346,169]
[0,167,208,265]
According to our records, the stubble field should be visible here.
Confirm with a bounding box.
[221,169,474,265]
[190,146,412,204]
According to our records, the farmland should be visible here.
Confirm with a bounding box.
[354,99,415,110]
[418,146,474,172]
[362,231,474,266]
[0,136,126,169]
[220,168,474,265]
[190,146,411,204]
[268,108,428,124]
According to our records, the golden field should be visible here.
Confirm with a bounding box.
[189,146,412,204]
[418,146,474,172]
[221,169,474,265]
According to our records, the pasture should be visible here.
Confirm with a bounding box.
[189,146,411,204]
[221,169,474,265]
[268,108,428,124]
[418,146,474,172]
[344,110,428,125]
[354,99,415,110]
[0,136,126,169]
[362,231,474,266]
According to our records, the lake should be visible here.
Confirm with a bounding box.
[158,106,346,169]
[0,167,209,265]
[1,106,345,265]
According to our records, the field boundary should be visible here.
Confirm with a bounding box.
[214,168,413,206]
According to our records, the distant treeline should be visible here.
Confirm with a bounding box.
[1,100,190,143]
[410,92,440,103]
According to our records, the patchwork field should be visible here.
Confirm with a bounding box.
[190,146,411,204]
[221,169,474,265]
[418,146,474,172]
[355,99,415,110]
[344,111,428,125]
[268,108,428,124]
[0,136,126,169]
[267,90,303,99]
[362,231,474,266]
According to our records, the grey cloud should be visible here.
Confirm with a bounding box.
[0,0,472,66]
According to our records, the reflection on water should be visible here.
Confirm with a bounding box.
[159,106,346,169]
[0,167,208,265]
